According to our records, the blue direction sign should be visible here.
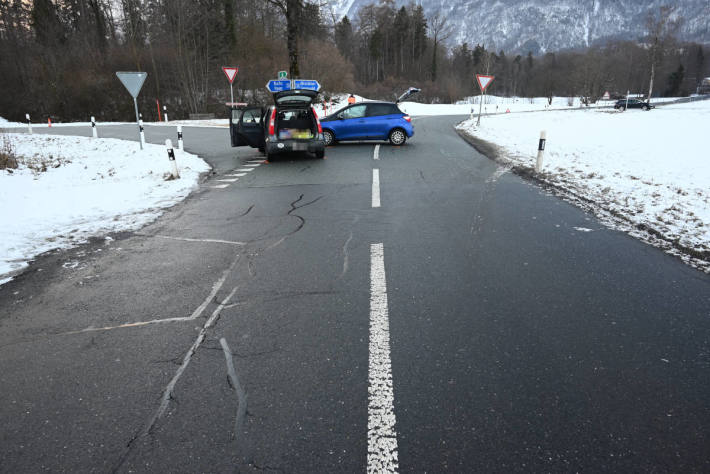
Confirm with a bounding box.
[266,80,292,92]
[293,79,320,91]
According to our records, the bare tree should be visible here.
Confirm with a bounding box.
[645,5,681,103]
[429,13,452,82]
[266,0,302,77]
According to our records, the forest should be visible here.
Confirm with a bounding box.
[0,0,708,122]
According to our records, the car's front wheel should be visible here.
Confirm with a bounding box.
[389,128,407,146]
[642,105,650,111]
[323,130,335,146]
[315,150,325,159]
[618,105,626,112]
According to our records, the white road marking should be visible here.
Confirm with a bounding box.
[211,184,229,189]
[372,169,381,208]
[374,144,380,160]
[243,164,260,167]
[218,178,239,183]
[151,235,246,246]
[246,160,265,163]
[236,168,254,172]
[232,173,247,177]
[368,243,399,473]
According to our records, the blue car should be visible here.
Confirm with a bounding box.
[320,88,419,146]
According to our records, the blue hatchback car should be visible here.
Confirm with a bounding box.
[320,88,419,146]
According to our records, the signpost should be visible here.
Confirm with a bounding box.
[222,67,239,105]
[266,79,292,92]
[116,71,148,150]
[475,74,495,126]
[293,79,320,91]
[278,70,288,79]
[266,78,320,93]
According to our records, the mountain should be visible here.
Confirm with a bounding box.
[326,0,710,54]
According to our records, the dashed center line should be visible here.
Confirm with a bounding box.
[374,144,380,160]
[372,169,381,208]
[218,179,239,183]
[368,243,399,473]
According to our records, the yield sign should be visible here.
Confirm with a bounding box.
[223,67,238,83]
[476,74,495,93]
[116,72,147,98]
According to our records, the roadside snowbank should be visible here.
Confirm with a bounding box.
[456,101,710,271]
[0,133,210,284]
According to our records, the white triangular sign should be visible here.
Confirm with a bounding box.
[476,74,495,93]
[223,67,238,83]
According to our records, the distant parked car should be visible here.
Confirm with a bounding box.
[319,88,420,146]
[230,89,325,160]
[614,98,654,111]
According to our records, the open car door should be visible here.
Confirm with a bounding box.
[230,106,265,148]
[396,87,421,103]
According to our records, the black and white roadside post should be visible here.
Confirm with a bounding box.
[26,113,32,134]
[535,131,547,172]
[475,74,495,126]
[222,67,239,105]
[177,125,184,151]
[165,139,180,179]
[116,71,148,150]
[163,105,168,123]
[91,116,97,138]
[139,119,146,148]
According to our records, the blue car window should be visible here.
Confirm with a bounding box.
[342,105,366,119]
[367,104,399,117]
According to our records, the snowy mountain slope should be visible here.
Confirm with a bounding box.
[328,0,710,53]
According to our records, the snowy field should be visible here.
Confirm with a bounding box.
[0,133,210,285]
[456,100,710,271]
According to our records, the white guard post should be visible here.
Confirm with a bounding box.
[177,125,184,151]
[163,105,168,123]
[91,116,97,138]
[535,131,547,172]
[139,119,146,148]
[165,139,180,179]
[26,113,32,134]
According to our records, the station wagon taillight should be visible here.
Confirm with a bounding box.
[403,115,411,122]
[268,107,277,136]
[312,107,323,134]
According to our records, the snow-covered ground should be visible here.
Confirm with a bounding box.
[456,100,710,272]
[0,133,210,285]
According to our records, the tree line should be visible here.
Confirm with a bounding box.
[0,0,707,122]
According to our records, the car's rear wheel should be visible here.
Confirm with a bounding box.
[389,128,407,146]
[619,105,626,111]
[642,105,650,111]
[323,130,335,146]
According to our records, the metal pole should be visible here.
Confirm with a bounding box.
[535,130,547,172]
[625,90,630,111]
[177,125,183,151]
[230,84,234,106]
[476,92,484,126]
[133,97,143,150]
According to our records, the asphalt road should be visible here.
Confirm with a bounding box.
[1,118,709,473]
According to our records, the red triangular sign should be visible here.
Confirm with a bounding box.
[476,74,495,93]
[223,67,238,83]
